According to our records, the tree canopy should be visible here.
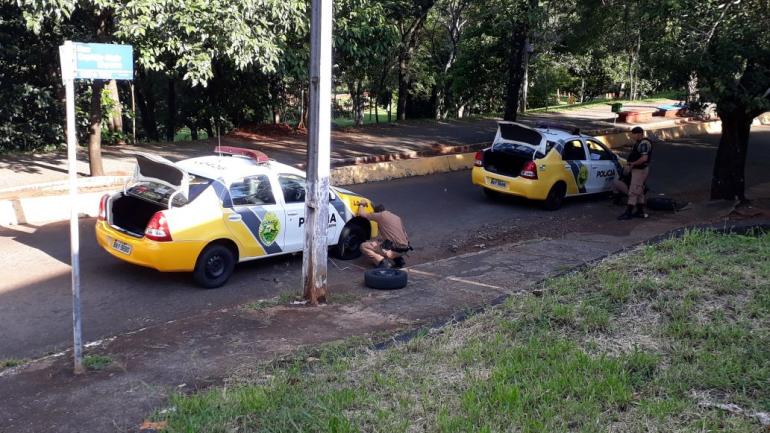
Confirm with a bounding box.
[1,0,768,198]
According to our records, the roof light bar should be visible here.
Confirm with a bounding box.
[214,146,269,163]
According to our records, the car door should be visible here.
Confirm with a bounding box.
[224,174,286,258]
[278,174,345,252]
[583,139,618,194]
[277,174,307,252]
[560,139,590,195]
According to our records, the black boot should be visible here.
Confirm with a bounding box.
[392,257,406,269]
[618,205,634,220]
[634,204,648,219]
[376,259,392,269]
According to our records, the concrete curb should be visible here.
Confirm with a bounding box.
[0,119,723,225]
[332,120,723,186]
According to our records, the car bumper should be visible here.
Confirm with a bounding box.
[471,167,549,200]
[95,221,204,272]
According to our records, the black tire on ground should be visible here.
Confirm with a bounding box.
[193,244,236,289]
[543,182,567,211]
[364,268,408,290]
[333,223,368,260]
[483,188,503,200]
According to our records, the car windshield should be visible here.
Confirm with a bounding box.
[127,174,212,208]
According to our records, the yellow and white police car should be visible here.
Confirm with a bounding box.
[95,146,376,288]
[472,122,624,209]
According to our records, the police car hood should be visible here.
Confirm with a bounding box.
[492,122,546,155]
[130,152,189,200]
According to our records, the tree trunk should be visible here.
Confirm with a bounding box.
[203,119,215,139]
[88,80,106,176]
[106,80,123,134]
[134,69,160,142]
[687,72,699,102]
[710,111,752,201]
[519,39,529,113]
[503,22,528,121]
[457,104,466,118]
[349,81,364,126]
[375,100,379,124]
[397,54,409,121]
[166,78,176,142]
[185,121,198,141]
[387,95,392,122]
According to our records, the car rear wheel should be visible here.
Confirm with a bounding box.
[543,182,566,211]
[193,244,236,289]
[333,223,368,260]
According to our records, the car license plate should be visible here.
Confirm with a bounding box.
[488,177,507,188]
[112,239,132,255]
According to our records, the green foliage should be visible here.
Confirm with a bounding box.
[0,4,64,151]
[83,354,112,370]
[156,231,769,432]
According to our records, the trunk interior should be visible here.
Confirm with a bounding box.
[483,149,532,177]
[110,195,166,237]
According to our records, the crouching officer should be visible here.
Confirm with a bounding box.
[357,203,411,268]
[618,126,652,220]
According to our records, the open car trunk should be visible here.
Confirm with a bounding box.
[482,122,546,177]
[110,195,167,236]
[482,148,532,177]
[107,153,189,237]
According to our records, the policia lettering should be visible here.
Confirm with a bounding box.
[298,213,337,228]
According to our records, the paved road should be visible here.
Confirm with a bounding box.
[1,128,768,360]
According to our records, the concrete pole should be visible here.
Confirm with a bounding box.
[302,0,332,304]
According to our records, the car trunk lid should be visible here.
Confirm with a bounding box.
[493,121,546,155]
[131,153,189,202]
[482,122,546,177]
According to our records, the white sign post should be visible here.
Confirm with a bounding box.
[58,41,133,374]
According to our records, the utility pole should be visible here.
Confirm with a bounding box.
[302,0,333,304]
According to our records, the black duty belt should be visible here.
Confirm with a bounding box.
[382,239,412,253]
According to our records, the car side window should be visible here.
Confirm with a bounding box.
[278,175,306,204]
[562,140,587,161]
[229,175,276,206]
[587,139,612,161]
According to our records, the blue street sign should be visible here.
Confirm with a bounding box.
[73,43,133,80]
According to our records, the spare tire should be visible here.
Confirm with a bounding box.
[364,268,408,290]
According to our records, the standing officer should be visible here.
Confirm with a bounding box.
[618,126,652,220]
[357,203,411,268]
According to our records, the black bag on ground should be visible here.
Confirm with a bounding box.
[647,196,679,211]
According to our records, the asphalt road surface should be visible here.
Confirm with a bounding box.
[1,128,768,360]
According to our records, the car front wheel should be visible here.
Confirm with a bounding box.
[193,244,236,289]
[334,223,368,260]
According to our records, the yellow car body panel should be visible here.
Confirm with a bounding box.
[472,151,582,200]
[95,221,207,272]
[335,190,379,237]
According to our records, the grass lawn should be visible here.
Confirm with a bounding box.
[526,91,684,114]
[333,112,394,128]
[153,230,769,432]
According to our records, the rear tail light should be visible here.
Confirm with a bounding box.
[520,161,538,179]
[98,194,109,221]
[145,211,173,242]
[474,151,484,167]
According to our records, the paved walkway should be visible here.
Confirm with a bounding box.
[0,100,683,194]
[2,190,766,432]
